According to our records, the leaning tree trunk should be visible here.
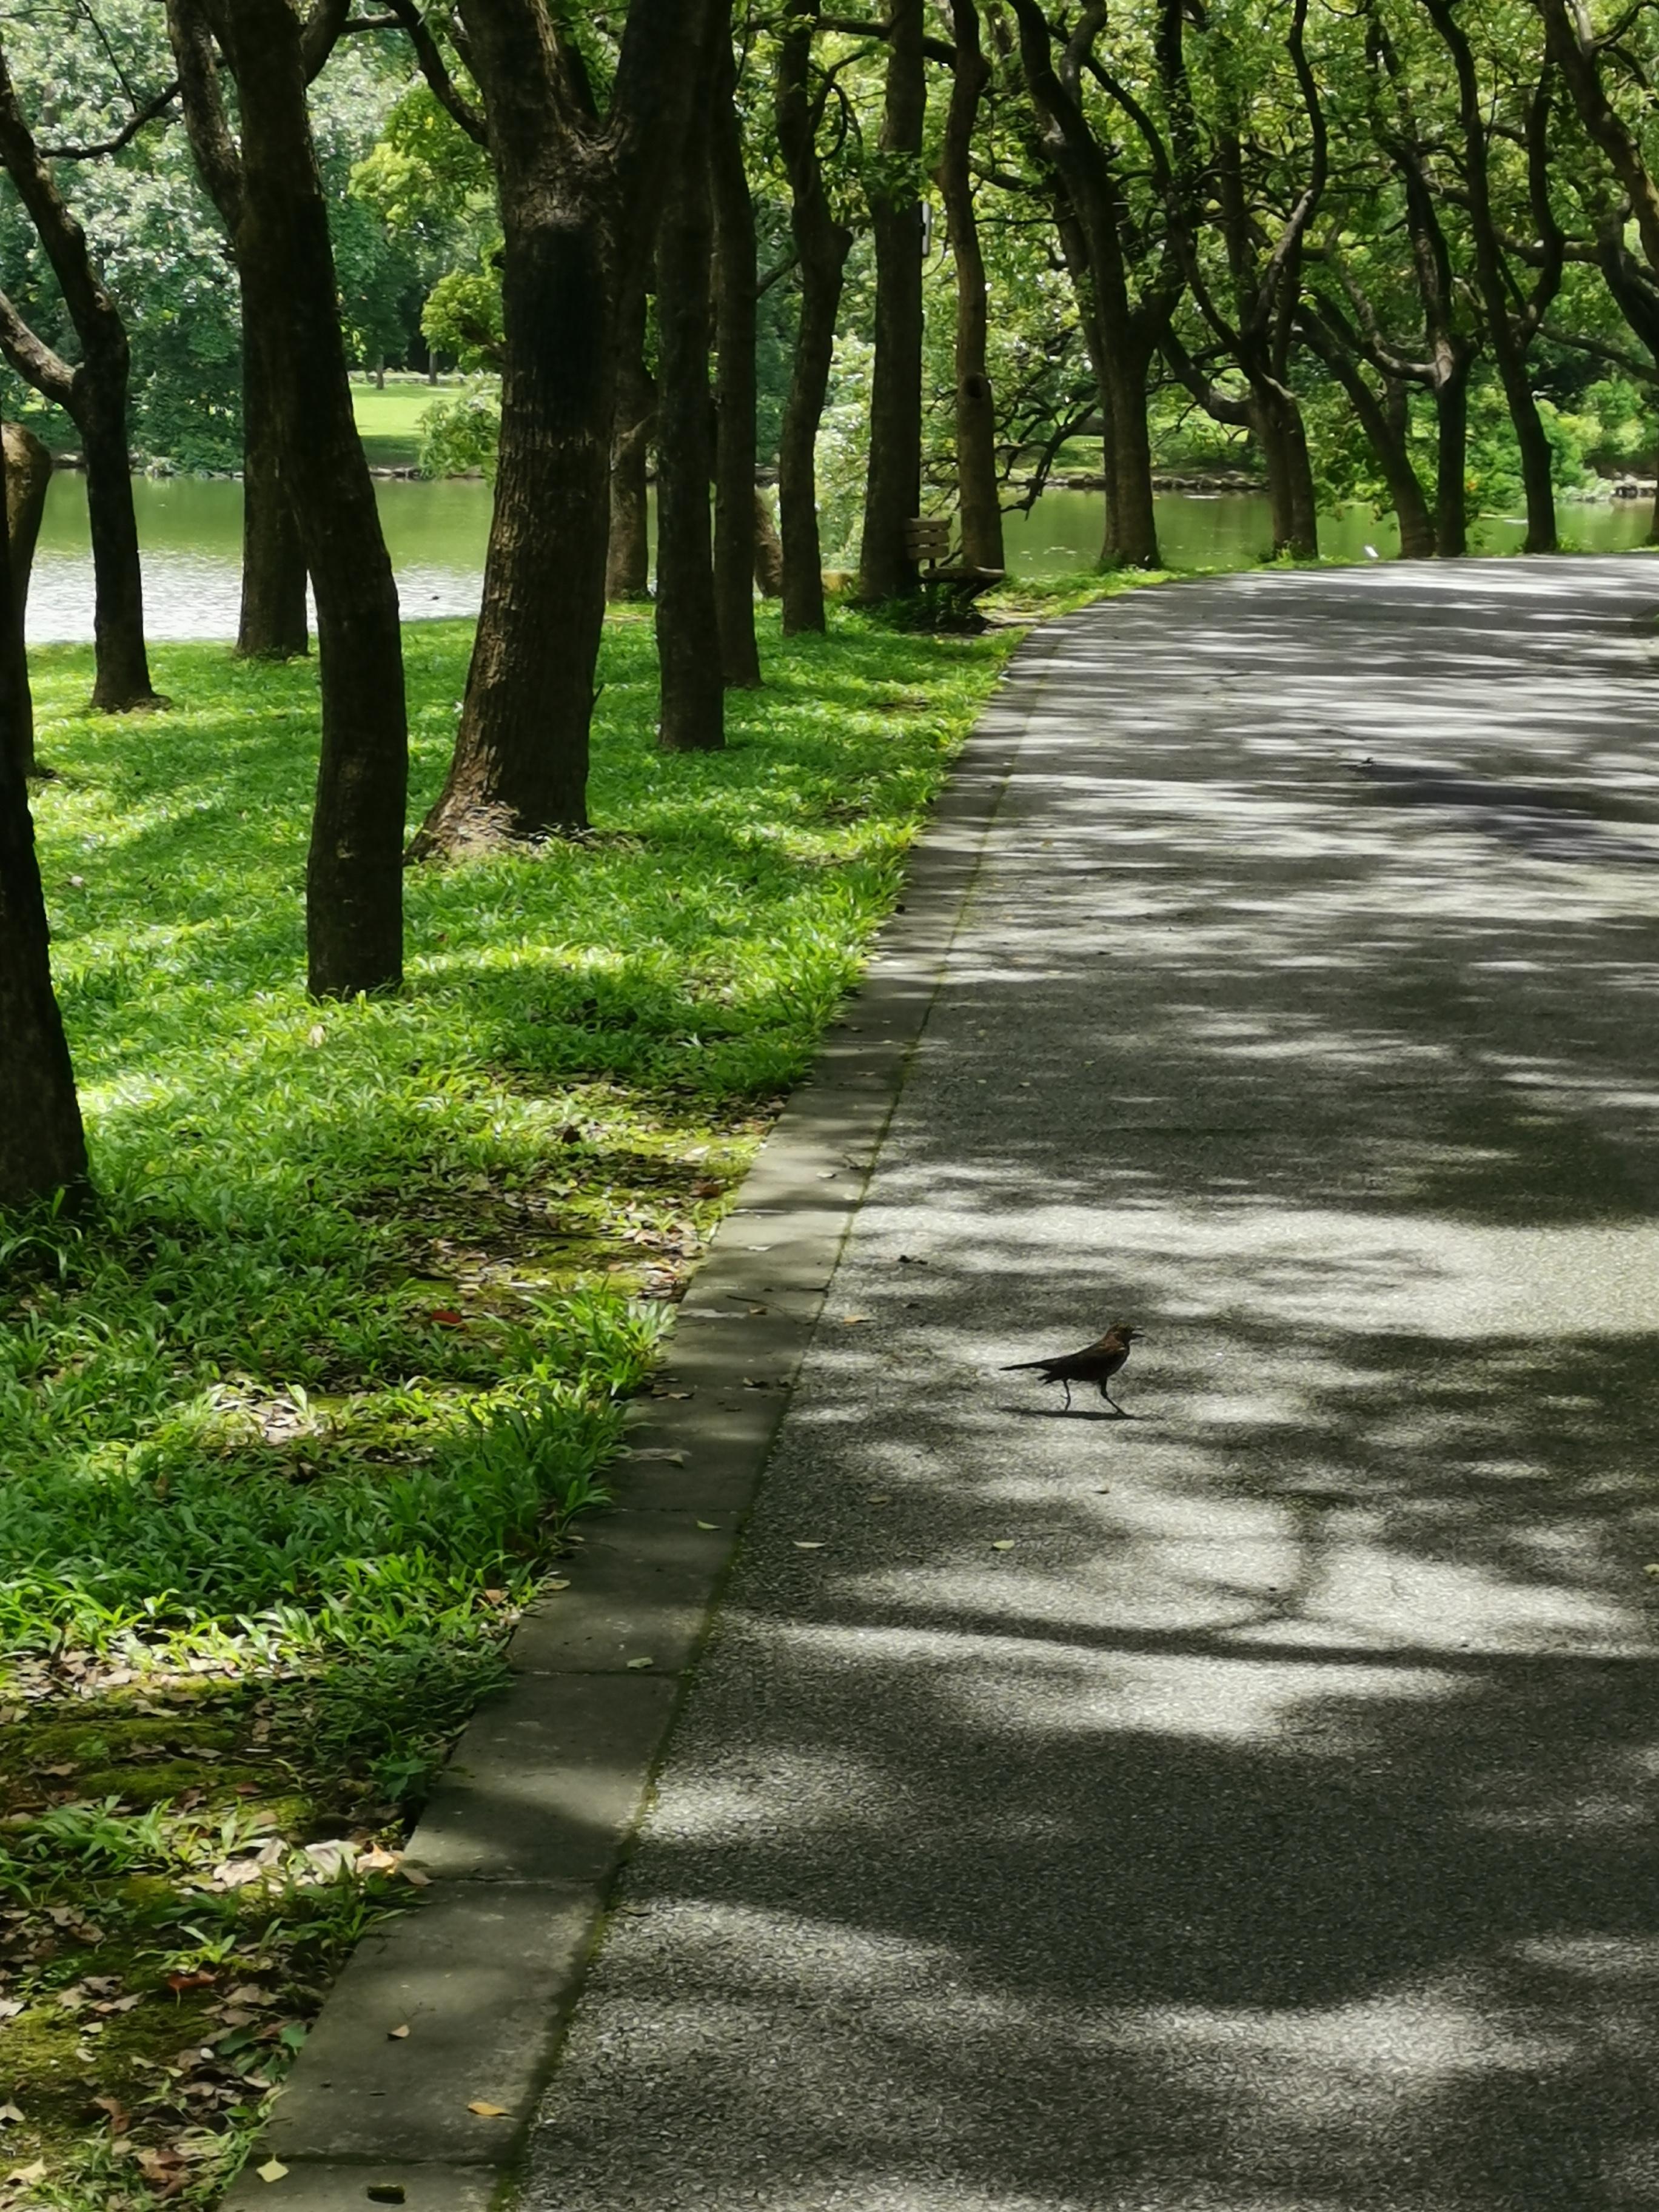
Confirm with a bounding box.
[942,0,1003,573]
[216,0,407,997]
[710,31,762,690]
[655,56,725,753]
[857,0,926,603]
[3,421,50,774]
[775,0,853,634]
[0,518,87,1208]
[1302,323,1434,559]
[238,315,309,657]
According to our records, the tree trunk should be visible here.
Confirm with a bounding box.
[238,315,309,658]
[1496,354,1557,554]
[0,521,87,1208]
[775,0,853,634]
[75,380,162,711]
[1103,330,1160,568]
[608,284,654,602]
[753,488,784,595]
[1302,321,1434,559]
[1251,381,1318,559]
[654,45,724,753]
[942,0,1003,574]
[857,0,926,602]
[417,191,618,841]
[1011,0,1159,569]
[1435,363,1469,558]
[213,0,407,997]
[0,38,160,715]
[407,0,716,850]
[710,28,762,688]
[3,421,50,775]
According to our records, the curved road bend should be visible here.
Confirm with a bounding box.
[521,558,1659,2212]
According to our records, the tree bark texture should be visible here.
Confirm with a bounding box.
[3,422,50,776]
[1434,366,1470,558]
[201,0,407,997]
[0,38,161,712]
[1424,1,1558,554]
[857,0,927,602]
[608,297,655,602]
[1012,0,1160,567]
[775,0,853,634]
[1298,316,1433,558]
[238,316,309,658]
[410,0,717,848]
[0,520,87,1210]
[753,489,784,596]
[710,28,762,689]
[942,0,1003,572]
[654,33,725,752]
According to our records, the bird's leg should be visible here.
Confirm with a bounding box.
[1102,1387,1126,1416]
[1061,1380,1073,1412]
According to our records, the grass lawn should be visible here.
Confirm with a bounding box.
[350,380,489,471]
[0,603,1021,2205]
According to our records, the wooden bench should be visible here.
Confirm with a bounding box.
[903,517,1004,615]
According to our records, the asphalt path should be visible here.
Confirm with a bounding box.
[518,559,1659,2212]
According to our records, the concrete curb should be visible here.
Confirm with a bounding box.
[224,620,1065,2212]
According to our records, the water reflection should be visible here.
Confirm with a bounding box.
[25,471,1659,643]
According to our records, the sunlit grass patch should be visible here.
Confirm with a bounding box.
[2,603,1017,2200]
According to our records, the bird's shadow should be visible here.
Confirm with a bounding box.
[996,1402,1138,1423]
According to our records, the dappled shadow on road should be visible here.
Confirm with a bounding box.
[523,560,1659,2211]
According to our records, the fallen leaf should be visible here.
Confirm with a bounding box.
[92,2094,130,2133]
[842,1315,868,1326]
[794,1540,826,1550]
[990,1540,1016,1552]
[429,1308,466,1327]
[625,1656,655,1671]
[5,2162,44,2186]
[545,1577,571,1591]
[256,2156,289,2182]
[695,1520,718,1530]
[468,2100,509,2117]
[0,1999,24,2022]
[400,1866,431,1889]
[386,2022,411,2039]
[38,1764,74,1778]
[306,1024,325,1048]
[629,1449,686,1464]
[0,2105,22,2125]
[867,1495,891,1505]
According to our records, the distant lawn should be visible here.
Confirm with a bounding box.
[1,605,1017,2205]
[352,377,495,471]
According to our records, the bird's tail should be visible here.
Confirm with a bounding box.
[1000,1359,1052,1373]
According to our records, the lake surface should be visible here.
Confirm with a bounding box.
[25,471,1659,643]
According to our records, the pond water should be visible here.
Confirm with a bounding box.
[24,471,1659,643]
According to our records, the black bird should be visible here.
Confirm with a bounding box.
[1002,1322,1141,1413]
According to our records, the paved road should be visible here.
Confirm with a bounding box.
[520,561,1659,2212]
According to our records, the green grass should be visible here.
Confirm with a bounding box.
[350,379,487,470]
[0,602,1019,2204]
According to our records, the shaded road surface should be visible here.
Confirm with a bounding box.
[520,560,1659,2211]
